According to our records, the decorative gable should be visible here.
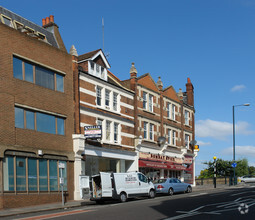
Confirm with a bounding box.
[137,73,159,93]
[163,86,180,103]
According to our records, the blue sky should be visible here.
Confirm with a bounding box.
[2,0,255,176]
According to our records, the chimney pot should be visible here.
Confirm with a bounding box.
[50,15,54,23]
[42,18,46,26]
[46,17,50,24]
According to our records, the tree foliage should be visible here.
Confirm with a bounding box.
[198,158,250,179]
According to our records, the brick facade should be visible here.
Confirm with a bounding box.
[125,63,196,184]
[0,9,74,209]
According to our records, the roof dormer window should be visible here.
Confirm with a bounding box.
[88,61,107,81]
[1,14,13,27]
[13,20,24,30]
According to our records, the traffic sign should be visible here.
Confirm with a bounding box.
[232,162,237,168]
[59,162,65,169]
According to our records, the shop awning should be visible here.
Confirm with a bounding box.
[165,163,186,170]
[139,160,168,169]
[174,164,186,170]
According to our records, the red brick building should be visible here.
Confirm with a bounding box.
[0,7,74,209]
[124,63,196,184]
[71,49,136,200]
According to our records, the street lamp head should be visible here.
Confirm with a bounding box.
[213,156,217,160]
[233,103,250,107]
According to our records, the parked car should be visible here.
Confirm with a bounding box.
[153,178,192,195]
[238,175,255,183]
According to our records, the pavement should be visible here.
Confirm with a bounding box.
[0,184,245,218]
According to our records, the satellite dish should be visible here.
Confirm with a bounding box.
[190,140,197,146]
[157,136,166,147]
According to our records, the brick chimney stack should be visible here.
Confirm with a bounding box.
[186,77,194,106]
[41,15,67,52]
[42,15,55,27]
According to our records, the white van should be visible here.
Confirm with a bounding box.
[90,172,155,203]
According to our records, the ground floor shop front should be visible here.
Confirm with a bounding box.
[73,134,137,200]
[138,152,194,184]
[0,148,74,209]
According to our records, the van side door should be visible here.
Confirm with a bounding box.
[138,173,150,194]
[100,172,113,197]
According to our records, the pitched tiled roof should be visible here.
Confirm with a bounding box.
[78,49,101,61]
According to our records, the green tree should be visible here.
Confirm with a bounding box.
[198,158,250,178]
[248,166,255,175]
[235,158,249,177]
[199,169,211,179]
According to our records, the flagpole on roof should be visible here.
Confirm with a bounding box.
[102,17,104,52]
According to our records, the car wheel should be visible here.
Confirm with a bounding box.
[120,192,127,202]
[168,188,174,196]
[186,186,192,193]
[149,189,155,198]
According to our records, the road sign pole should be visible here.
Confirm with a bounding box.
[59,162,65,206]
[61,168,64,206]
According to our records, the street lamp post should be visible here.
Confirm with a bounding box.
[232,103,250,185]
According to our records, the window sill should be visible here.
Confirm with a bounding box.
[102,140,121,146]
[142,109,155,115]
[167,144,178,148]
[97,105,120,114]
[143,139,156,144]
[167,118,177,123]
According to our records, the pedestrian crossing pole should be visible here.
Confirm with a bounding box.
[213,156,217,188]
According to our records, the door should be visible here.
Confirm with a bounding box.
[100,172,113,197]
[138,173,150,194]
[176,179,186,191]
[172,178,182,192]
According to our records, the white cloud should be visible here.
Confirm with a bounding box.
[196,119,254,140]
[231,84,246,92]
[221,145,255,157]
[197,140,211,146]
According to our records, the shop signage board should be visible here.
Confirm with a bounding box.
[84,125,102,139]
[183,157,193,164]
[139,152,182,164]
